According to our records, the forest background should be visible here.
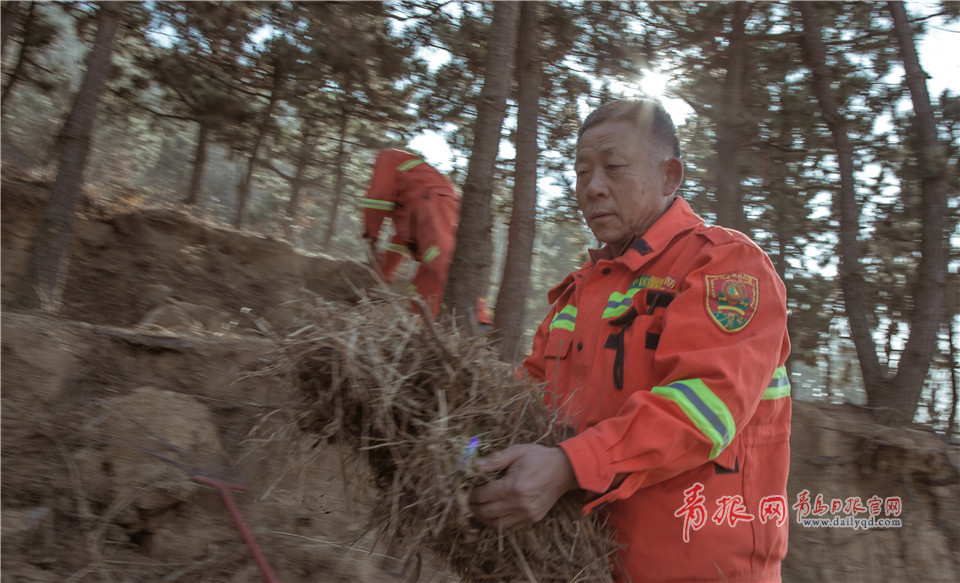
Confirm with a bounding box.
[1,0,958,435]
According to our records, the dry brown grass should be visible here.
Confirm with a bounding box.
[268,295,618,582]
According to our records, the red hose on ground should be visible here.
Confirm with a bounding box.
[194,475,279,583]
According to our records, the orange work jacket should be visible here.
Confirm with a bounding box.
[361,149,459,256]
[522,197,792,583]
[361,149,460,319]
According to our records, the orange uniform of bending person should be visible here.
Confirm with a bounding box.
[361,149,461,321]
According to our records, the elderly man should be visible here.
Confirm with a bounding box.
[469,99,792,582]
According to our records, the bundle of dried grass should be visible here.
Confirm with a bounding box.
[271,296,618,582]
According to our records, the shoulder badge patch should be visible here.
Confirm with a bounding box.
[705,272,759,333]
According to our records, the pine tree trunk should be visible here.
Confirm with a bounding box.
[444,1,519,330]
[1,1,34,104]
[798,3,885,405]
[287,127,316,223]
[283,127,316,247]
[495,1,539,362]
[184,120,209,207]
[948,314,958,438]
[715,1,751,233]
[17,1,122,312]
[322,110,348,252]
[1,0,22,59]
[885,1,949,421]
[234,71,282,228]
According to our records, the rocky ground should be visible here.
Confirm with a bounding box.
[2,169,958,582]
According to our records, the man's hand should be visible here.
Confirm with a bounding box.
[468,444,578,530]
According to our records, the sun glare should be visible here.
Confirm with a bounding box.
[638,69,671,98]
[611,69,693,125]
[611,69,672,100]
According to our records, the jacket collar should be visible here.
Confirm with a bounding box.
[587,197,702,270]
[548,198,703,304]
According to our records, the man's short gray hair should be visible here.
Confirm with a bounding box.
[578,99,681,159]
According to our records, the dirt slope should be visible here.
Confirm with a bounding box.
[1,174,431,583]
[2,173,958,582]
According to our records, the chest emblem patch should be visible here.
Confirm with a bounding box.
[705,272,759,333]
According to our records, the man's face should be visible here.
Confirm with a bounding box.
[575,119,680,250]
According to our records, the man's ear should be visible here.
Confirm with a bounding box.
[663,157,684,197]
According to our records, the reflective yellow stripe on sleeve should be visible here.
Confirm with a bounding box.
[603,287,642,319]
[384,242,412,259]
[651,378,736,460]
[422,245,441,264]
[762,366,791,400]
[361,198,396,211]
[549,305,577,332]
[397,158,426,172]
[602,275,665,319]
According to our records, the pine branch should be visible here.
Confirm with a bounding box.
[111,88,195,123]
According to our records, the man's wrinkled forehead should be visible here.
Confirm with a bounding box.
[575,139,625,165]
[576,122,646,162]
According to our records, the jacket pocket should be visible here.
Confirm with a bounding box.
[634,313,664,350]
[713,437,741,473]
[542,335,572,389]
[543,335,572,360]
[602,313,663,391]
